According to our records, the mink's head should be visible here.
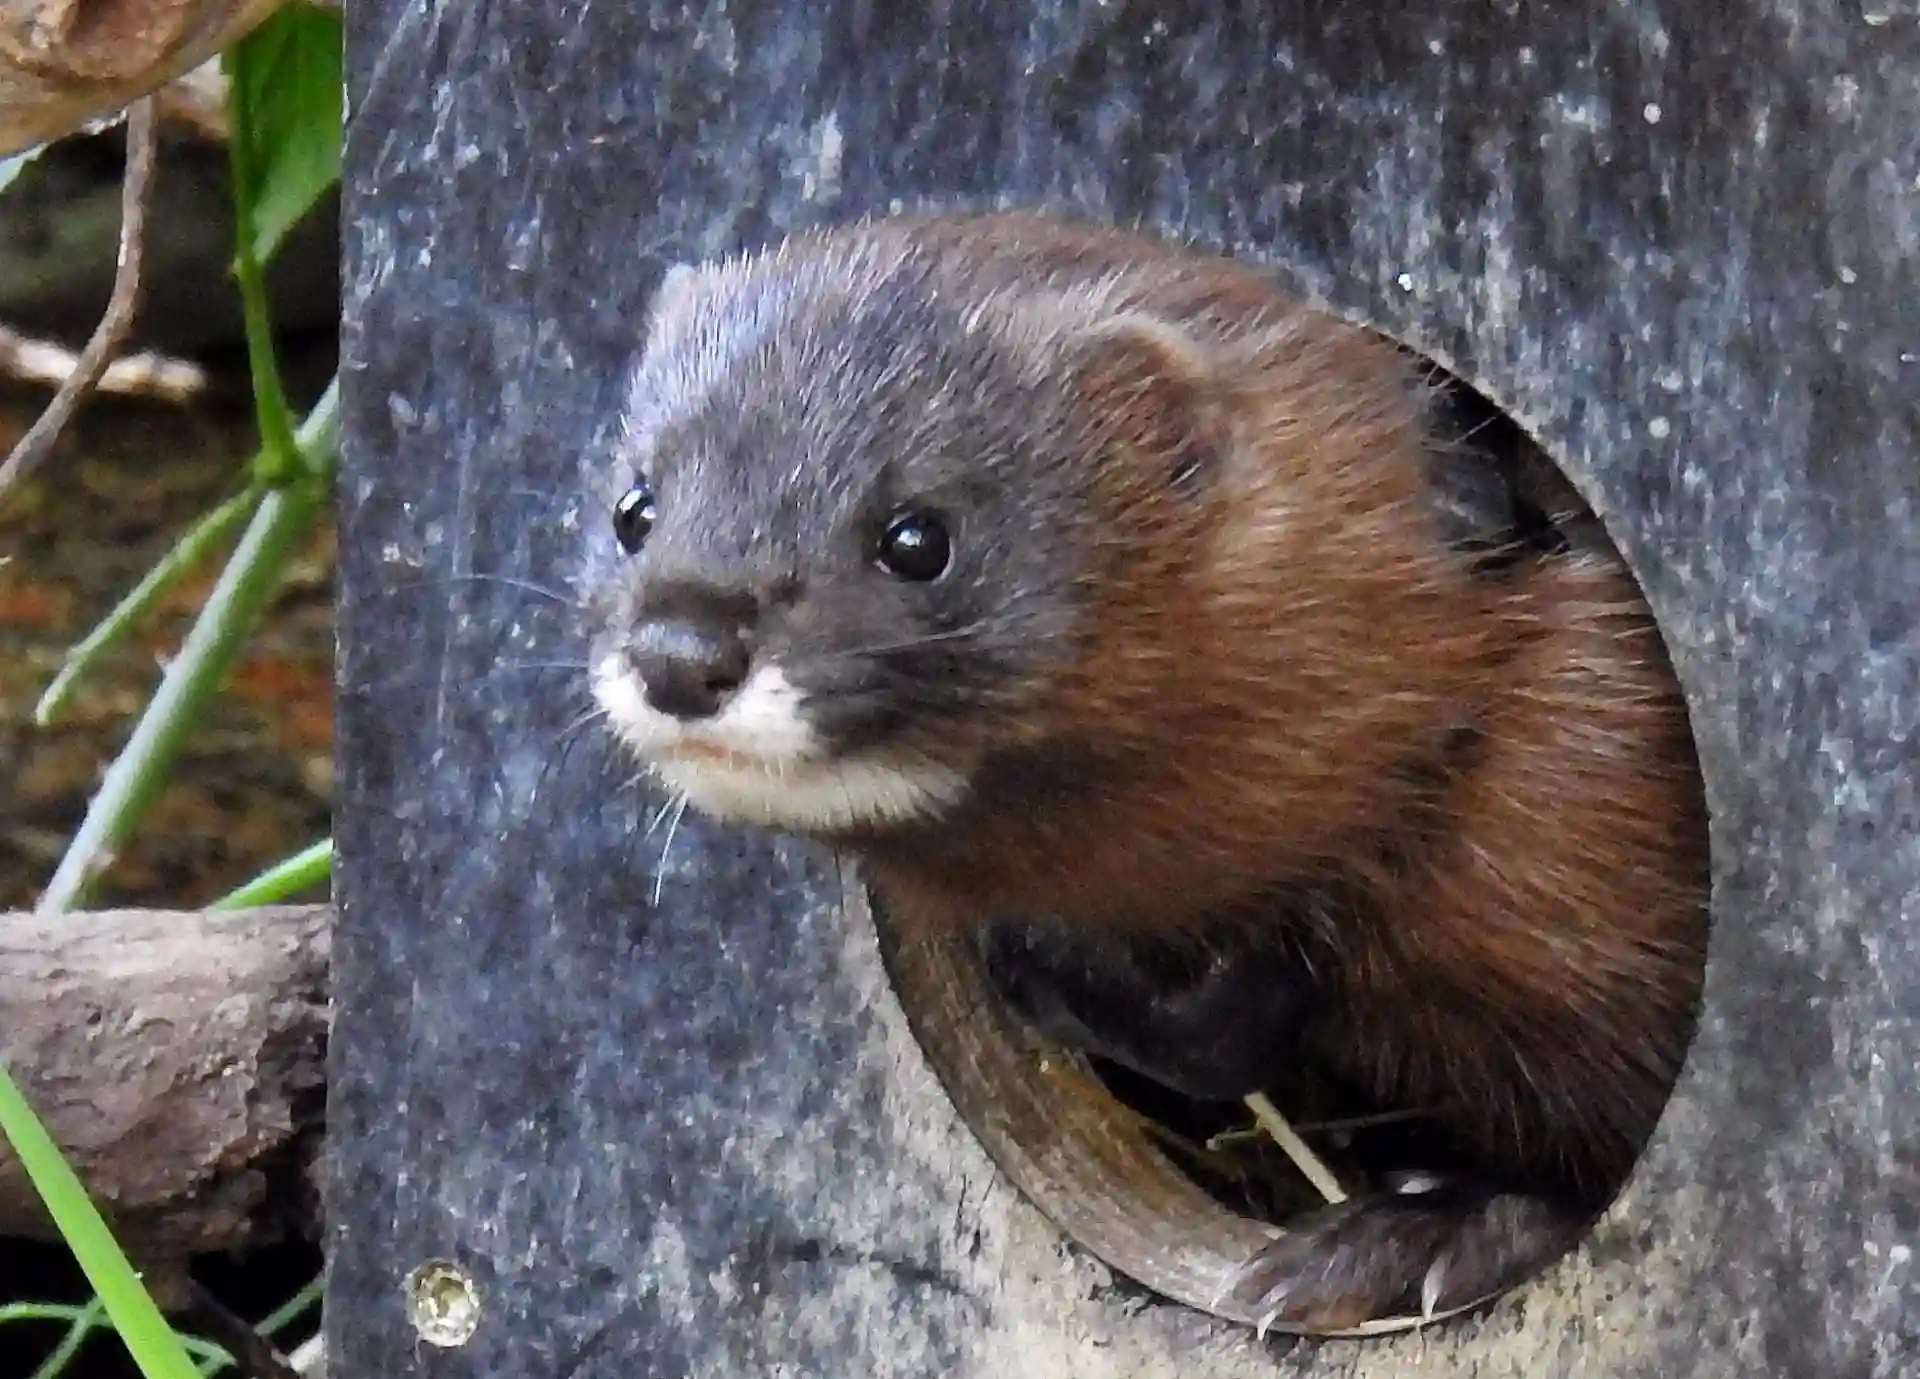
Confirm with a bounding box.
[581,225,1227,836]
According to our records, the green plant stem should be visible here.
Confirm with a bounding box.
[36,380,339,915]
[0,1074,201,1379]
[26,1313,97,1379]
[35,486,264,727]
[231,240,299,484]
[5,1299,103,1326]
[222,52,299,483]
[211,839,332,909]
[22,1298,102,1379]
[256,1276,325,1340]
[7,1301,236,1379]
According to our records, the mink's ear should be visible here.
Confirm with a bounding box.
[644,261,703,344]
[1065,313,1223,498]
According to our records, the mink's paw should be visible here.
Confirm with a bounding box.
[1225,1182,1589,1334]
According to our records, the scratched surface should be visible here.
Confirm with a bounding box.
[332,2,1920,1376]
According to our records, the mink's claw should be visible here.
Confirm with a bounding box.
[1227,1182,1589,1335]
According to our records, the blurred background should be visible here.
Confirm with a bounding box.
[0,23,342,1378]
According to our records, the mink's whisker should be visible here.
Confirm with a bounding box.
[400,573,579,606]
[642,789,682,839]
[651,792,692,907]
[840,625,983,657]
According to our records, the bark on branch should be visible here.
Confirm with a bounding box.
[0,0,323,157]
[0,902,329,1263]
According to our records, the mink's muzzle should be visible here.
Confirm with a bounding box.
[625,616,751,721]
[619,574,761,721]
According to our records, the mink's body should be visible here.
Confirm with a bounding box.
[583,212,1710,1330]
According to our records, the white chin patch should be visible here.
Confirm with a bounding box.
[591,655,966,831]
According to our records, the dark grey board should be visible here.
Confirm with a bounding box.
[332,2,1920,1375]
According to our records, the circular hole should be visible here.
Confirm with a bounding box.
[871,347,1712,1341]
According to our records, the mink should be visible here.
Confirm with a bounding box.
[581,210,1710,1331]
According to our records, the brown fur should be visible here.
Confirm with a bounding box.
[843,215,1706,990]
[833,215,1707,1317]
[847,217,1520,921]
[602,211,1712,1326]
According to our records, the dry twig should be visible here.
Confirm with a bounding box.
[0,96,159,500]
[0,323,205,400]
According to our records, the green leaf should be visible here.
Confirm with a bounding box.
[211,839,332,909]
[224,4,340,480]
[0,1069,201,1379]
[226,4,343,265]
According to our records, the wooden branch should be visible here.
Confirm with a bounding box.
[0,903,329,1263]
[0,321,207,401]
[0,0,291,158]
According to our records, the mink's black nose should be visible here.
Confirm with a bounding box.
[629,618,751,720]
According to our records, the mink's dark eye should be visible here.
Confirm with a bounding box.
[876,511,952,582]
[613,483,656,555]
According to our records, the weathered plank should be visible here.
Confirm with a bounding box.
[332,3,1920,1375]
